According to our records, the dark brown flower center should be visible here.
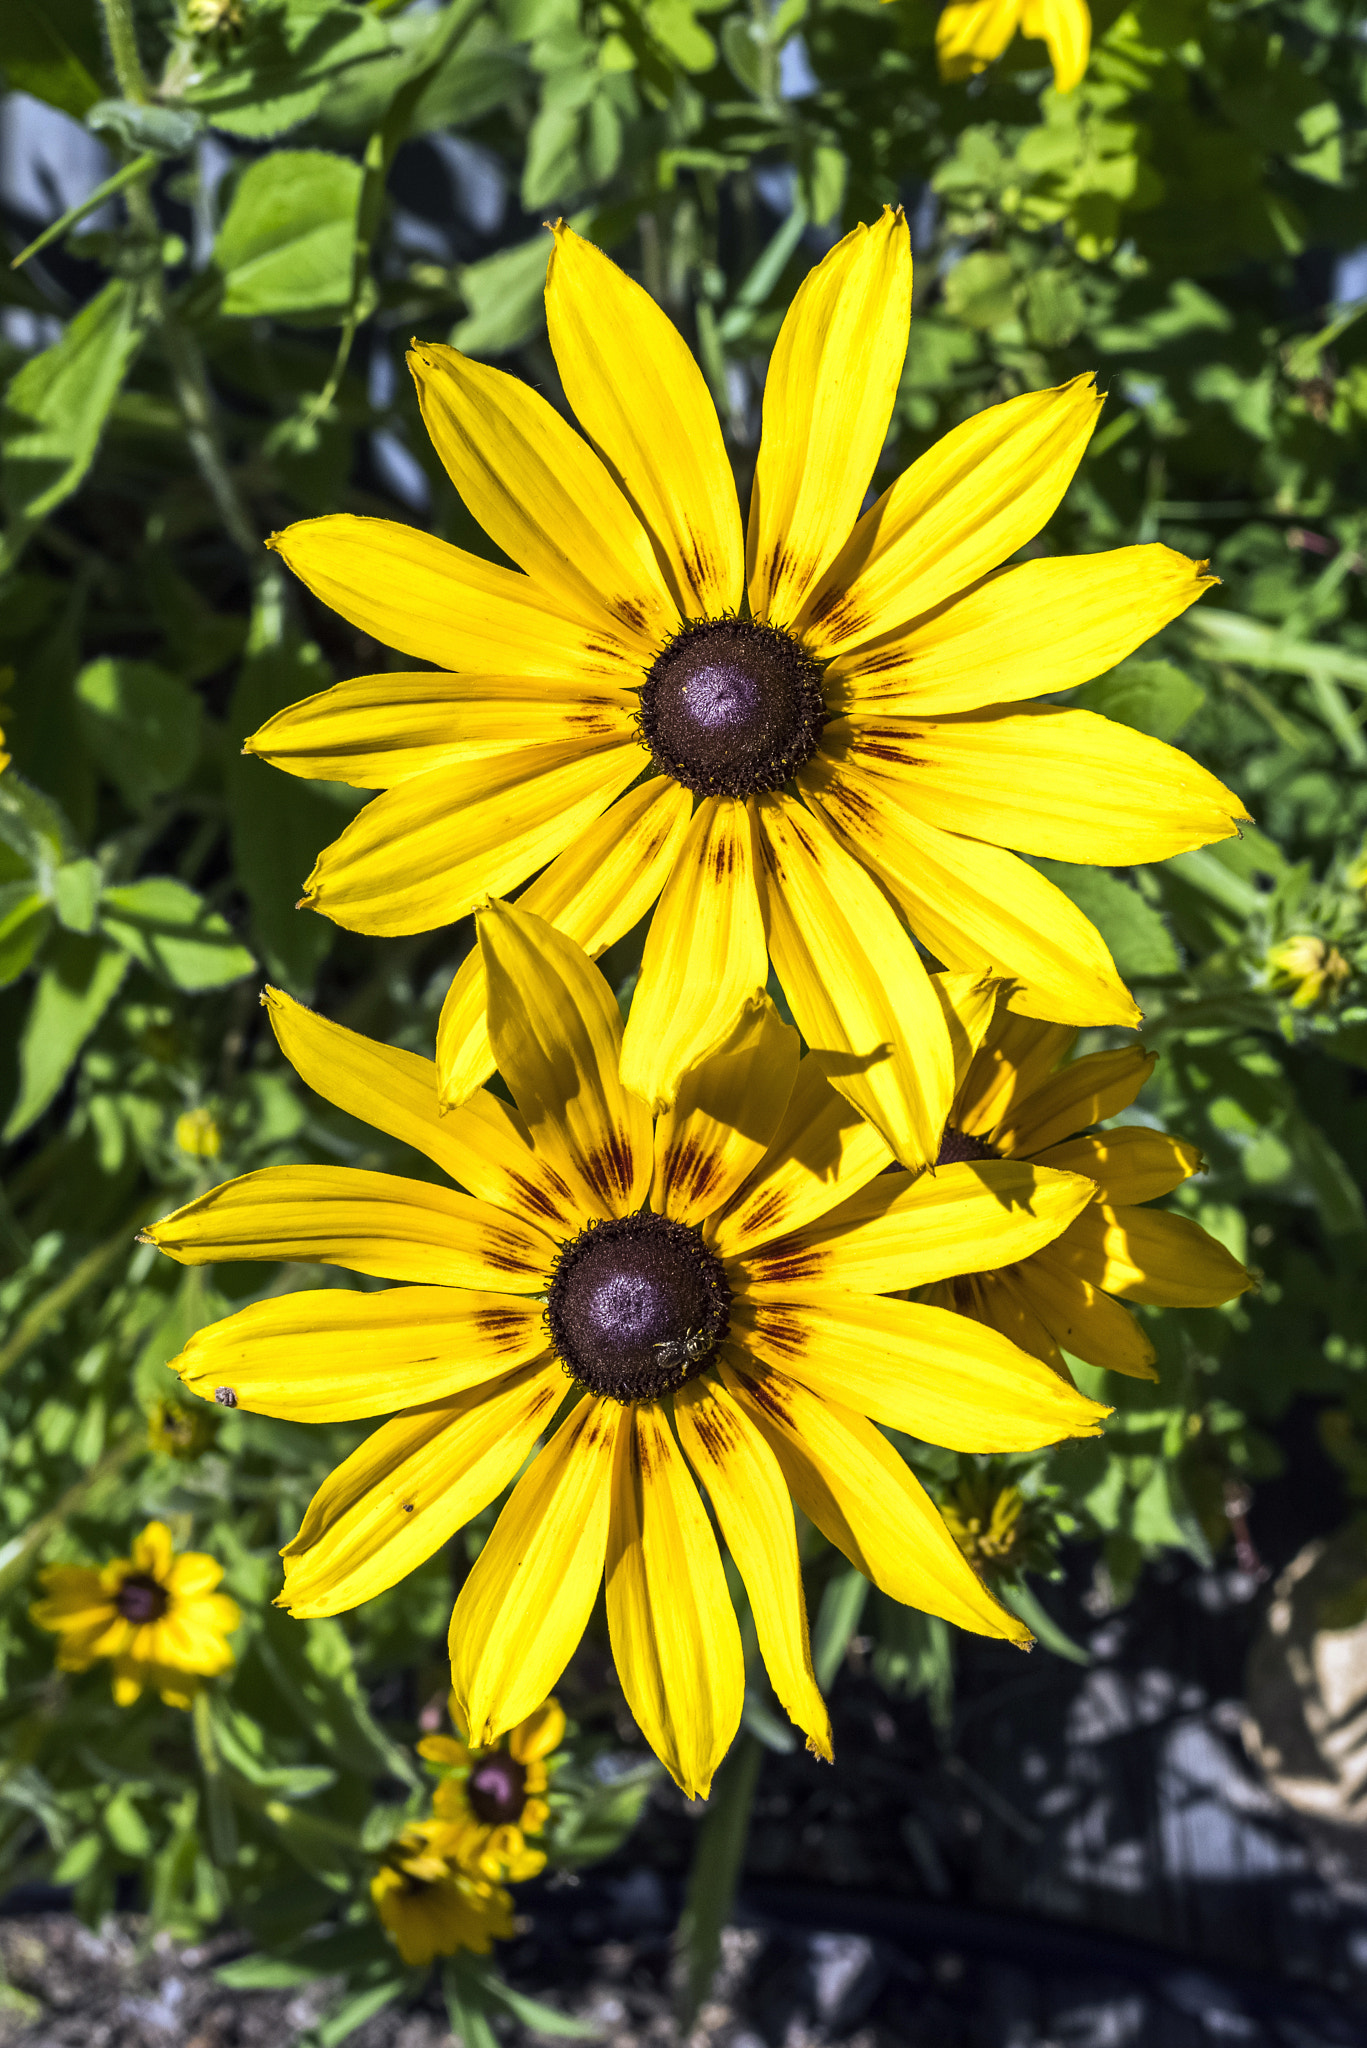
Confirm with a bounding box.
[467,1754,528,1827]
[546,1212,731,1403]
[936,1125,1002,1166]
[638,617,826,799]
[115,1573,168,1624]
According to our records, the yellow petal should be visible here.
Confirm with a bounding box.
[674,1376,831,1760]
[930,970,1002,1100]
[1033,1128,1202,1205]
[450,1395,623,1745]
[755,792,954,1170]
[302,739,645,937]
[747,210,913,628]
[269,515,639,676]
[953,1010,1078,1143]
[827,547,1216,718]
[707,1054,895,1259]
[936,0,1022,77]
[925,1270,1070,1377]
[173,1289,549,1421]
[508,1698,566,1764]
[547,224,743,619]
[653,997,799,1227]
[996,1044,1155,1155]
[1021,0,1090,90]
[734,1160,1094,1294]
[620,798,769,1115]
[478,900,652,1219]
[280,1362,565,1617]
[263,985,586,1238]
[853,706,1248,865]
[245,672,638,788]
[605,1402,744,1798]
[166,1553,224,1597]
[797,377,1103,657]
[437,777,692,1109]
[1054,1203,1254,1307]
[732,1292,1108,1450]
[721,1355,1028,1642]
[1011,1248,1159,1379]
[131,1522,175,1582]
[408,341,675,656]
[801,751,1138,1028]
[145,1165,558,1289]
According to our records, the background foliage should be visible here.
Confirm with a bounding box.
[2,0,1367,2029]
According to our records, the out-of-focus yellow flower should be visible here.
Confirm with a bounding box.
[941,1478,1027,1576]
[175,1106,222,1159]
[910,0,1091,94]
[420,1697,563,1884]
[371,1818,514,1966]
[1267,934,1351,1009]
[30,1521,239,1709]
[0,726,10,775]
[148,1396,216,1461]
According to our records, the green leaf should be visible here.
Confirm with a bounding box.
[86,99,204,155]
[215,1954,321,1991]
[3,931,129,1140]
[214,151,365,321]
[51,857,102,935]
[442,1955,503,2048]
[0,0,105,117]
[1071,659,1206,741]
[99,878,255,992]
[1,281,145,538]
[811,1564,869,1687]
[74,657,203,809]
[675,1736,762,2028]
[998,1579,1089,1665]
[1184,607,1367,693]
[0,769,76,875]
[481,1966,602,2038]
[1029,860,1180,978]
[316,1976,405,2047]
[0,890,50,986]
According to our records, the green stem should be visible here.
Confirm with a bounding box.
[193,1688,239,1864]
[98,0,153,103]
[675,1734,762,2028]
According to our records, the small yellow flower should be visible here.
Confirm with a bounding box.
[30,1521,239,1710]
[941,1478,1027,1576]
[931,0,1091,94]
[0,726,10,775]
[923,980,1253,1381]
[371,1819,514,1967]
[1266,935,1351,1010]
[147,1396,216,1461]
[175,1106,222,1159]
[421,1698,564,1884]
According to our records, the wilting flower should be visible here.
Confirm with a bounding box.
[1266,934,1351,1010]
[420,1697,563,1883]
[30,1520,239,1709]
[921,985,1253,1380]
[248,212,1242,1170]
[144,906,1109,1796]
[372,1818,513,1966]
[932,0,1090,94]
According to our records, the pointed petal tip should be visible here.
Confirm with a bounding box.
[135,1229,156,1246]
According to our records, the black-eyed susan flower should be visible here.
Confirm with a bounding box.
[932,0,1091,94]
[30,1520,239,1709]
[371,1819,513,1966]
[921,985,1253,1381]
[143,908,1110,1796]
[247,212,1243,1171]
[420,1697,563,1884]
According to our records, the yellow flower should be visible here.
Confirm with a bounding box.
[248,212,1242,1172]
[1266,934,1351,1010]
[371,1818,514,1967]
[175,1106,223,1159]
[0,726,10,775]
[143,906,1111,1796]
[932,0,1091,94]
[420,1697,564,1884]
[30,1520,240,1709]
[921,984,1254,1381]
